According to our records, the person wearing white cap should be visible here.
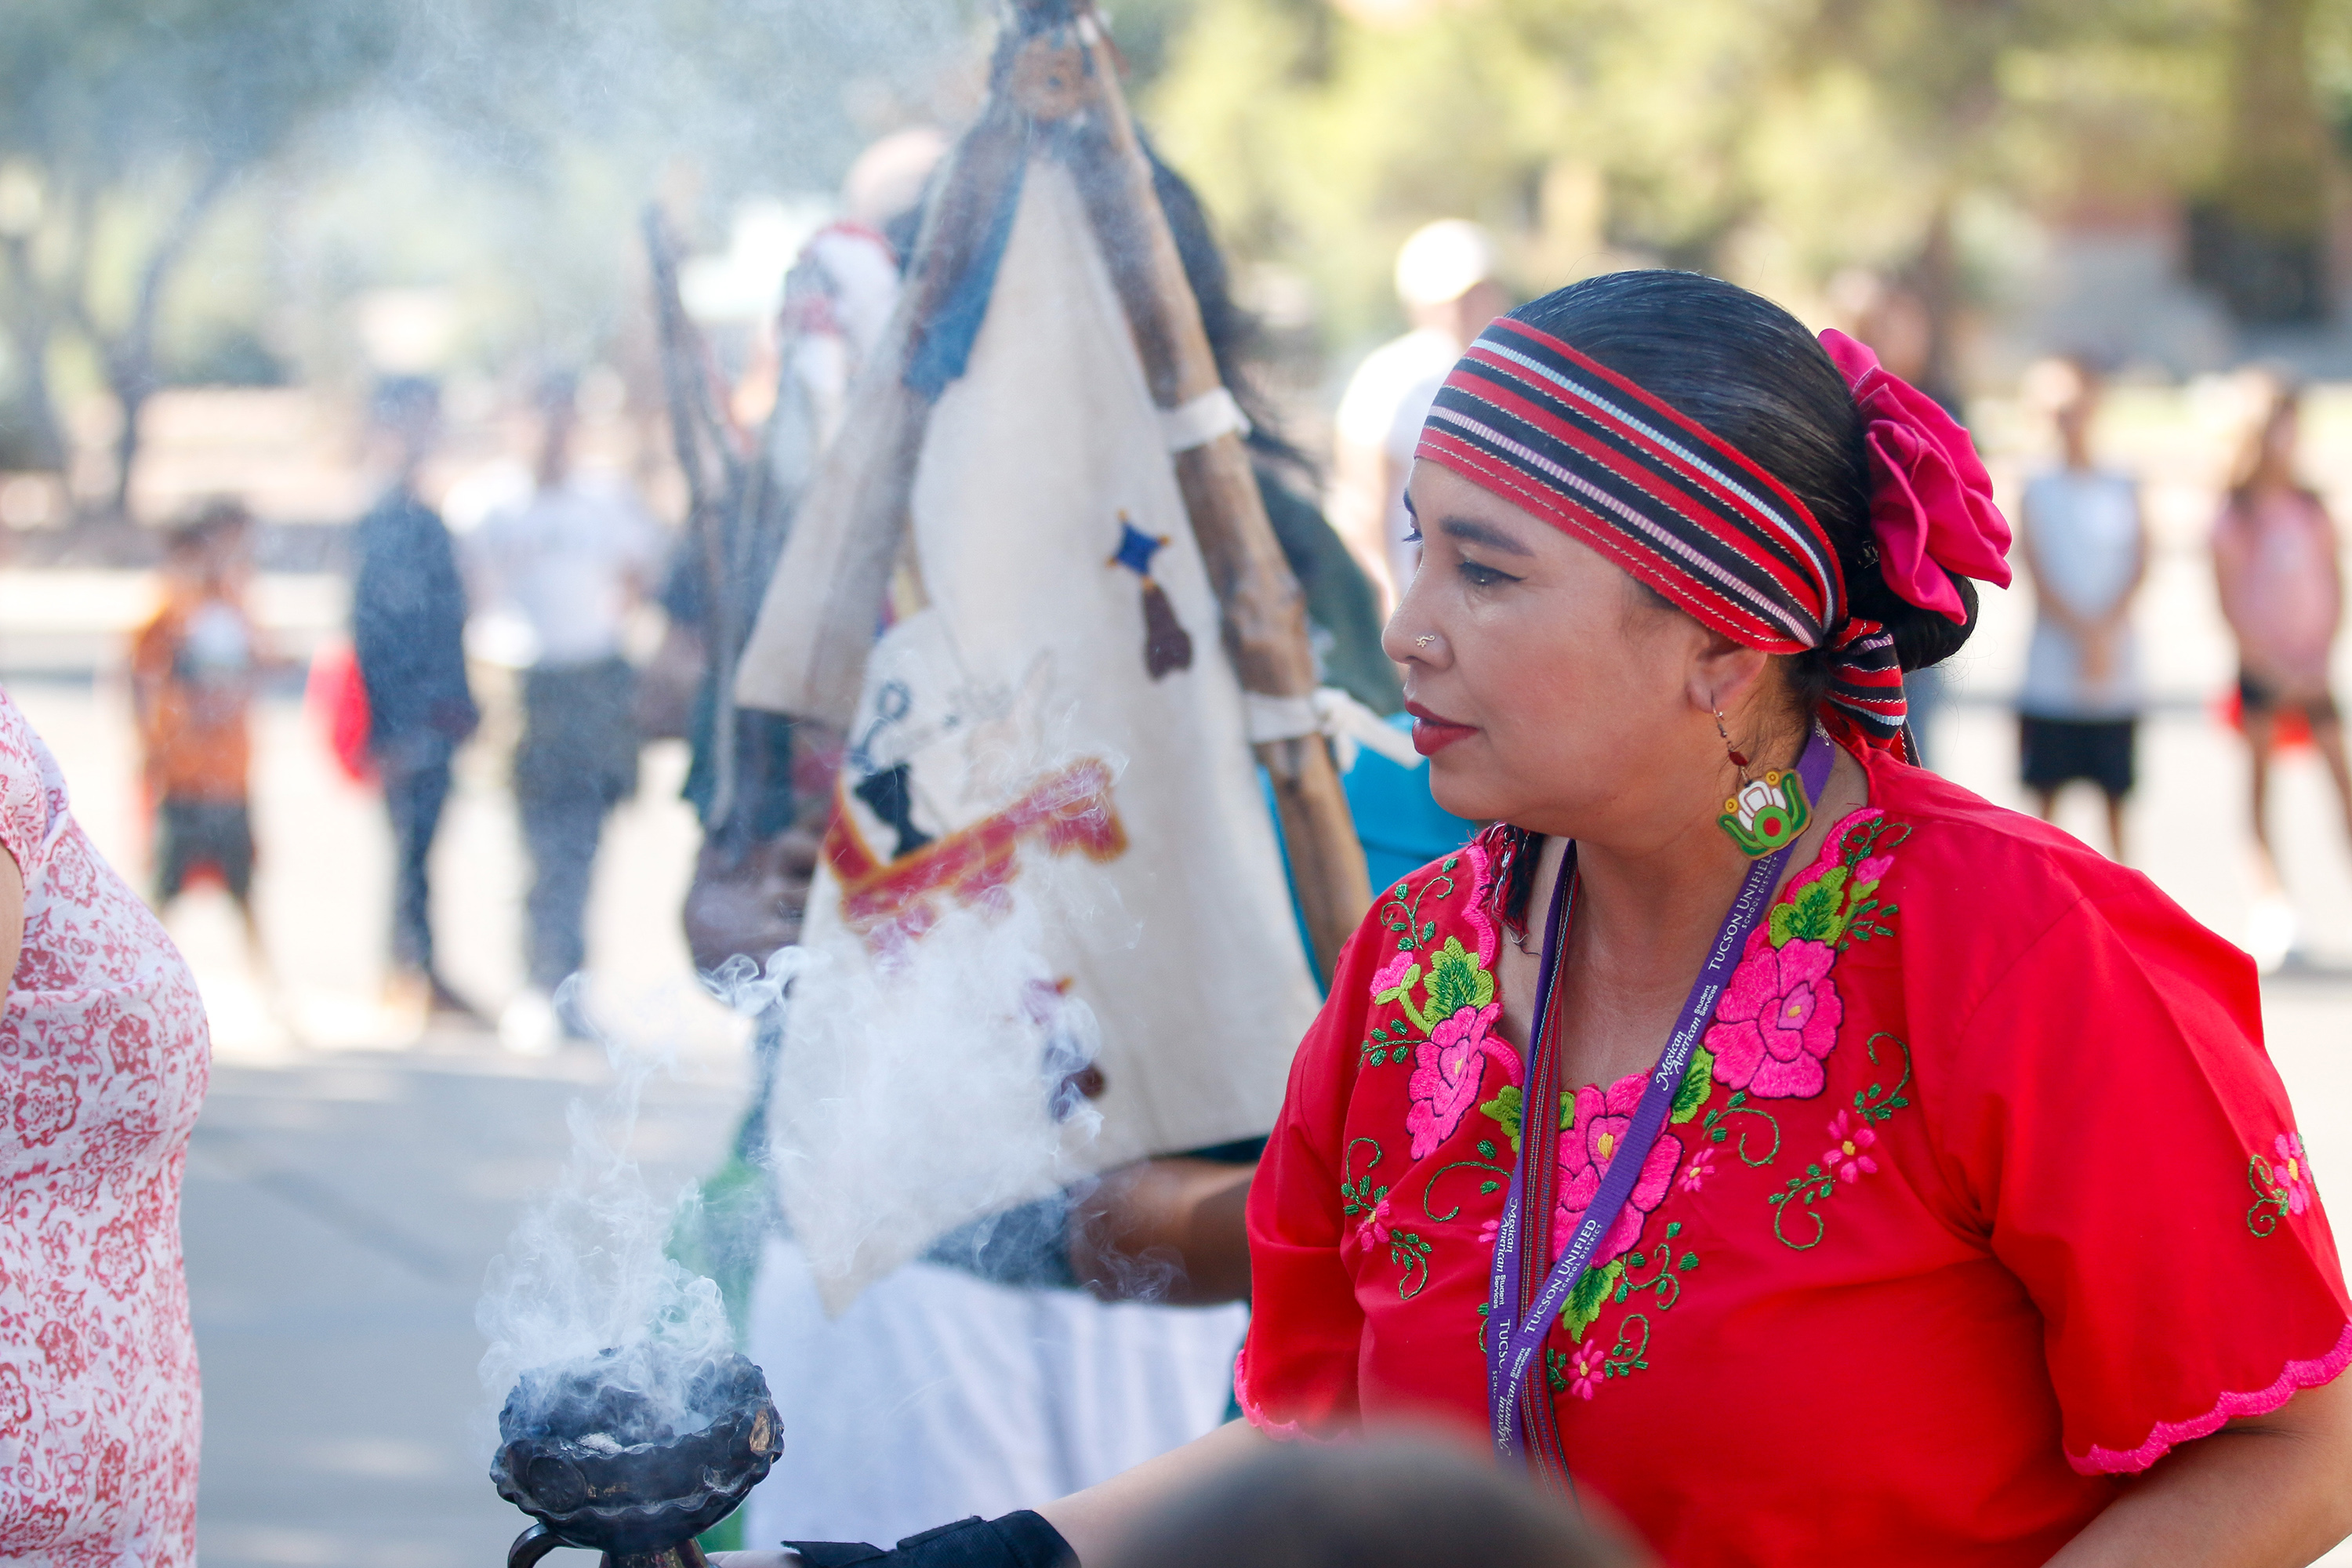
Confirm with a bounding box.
[1330,219,1508,614]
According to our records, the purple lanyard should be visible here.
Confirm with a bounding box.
[1484,727,1835,1472]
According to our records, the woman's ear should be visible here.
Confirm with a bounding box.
[1686,633,1769,718]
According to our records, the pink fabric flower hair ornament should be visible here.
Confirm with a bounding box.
[1817,328,2014,623]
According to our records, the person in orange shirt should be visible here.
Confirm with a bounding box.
[131,499,267,967]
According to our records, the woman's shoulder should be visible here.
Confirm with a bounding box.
[1873,753,2151,899]
[1304,833,1506,1074]
[1358,830,1507,970]
[1863,750,2233,993]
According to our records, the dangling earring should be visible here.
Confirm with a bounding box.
[1715,710,1750,771]
[1715,708,1812,858]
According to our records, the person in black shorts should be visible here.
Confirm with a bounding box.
[2214,376,2352,967]
[131,503,270,967]
[2014,361,2144,859]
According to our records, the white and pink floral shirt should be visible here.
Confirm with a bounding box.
[0,687,208,1564]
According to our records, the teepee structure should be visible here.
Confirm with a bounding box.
[731,0,1374,1301]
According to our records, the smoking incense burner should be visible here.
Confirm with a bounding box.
[492,1352,782,1568]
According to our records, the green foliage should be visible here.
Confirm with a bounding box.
[1138,0,2244,350]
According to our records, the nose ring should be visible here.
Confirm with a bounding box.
[1415,635,1435,649]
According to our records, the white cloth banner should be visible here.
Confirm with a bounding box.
[739,1239,1246,1544]
[769,159,1322,1309]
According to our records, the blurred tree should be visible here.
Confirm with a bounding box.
[0,0,397,509]
[0,0,978,509]
[2193,0,2333,321]
[1136,0,2246,365]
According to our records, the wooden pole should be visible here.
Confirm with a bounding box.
[735,1,1372,979]
[732,96,1032,724]
[1041,7,1373,979]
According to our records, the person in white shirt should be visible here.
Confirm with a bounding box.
[2016,361,2146,861]
[467,373,666,1051]
[1328,220,1508,613]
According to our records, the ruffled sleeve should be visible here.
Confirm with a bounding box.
[1929,878,2352,1474]
[1235,917,1384,1437]
[0,689,56,880]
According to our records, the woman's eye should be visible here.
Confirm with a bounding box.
[1458,561,1518,589]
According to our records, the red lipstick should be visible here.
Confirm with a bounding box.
[1405,700,1476,756]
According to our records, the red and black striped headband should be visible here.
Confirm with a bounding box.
[1414,317,1908,748]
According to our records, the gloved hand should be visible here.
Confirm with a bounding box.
[711,1510,1076,1568]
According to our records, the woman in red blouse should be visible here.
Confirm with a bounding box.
[735,274,2352,1568]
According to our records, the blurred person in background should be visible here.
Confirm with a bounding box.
[0,684,209,1565]
[1330,220,1508,615]
[468,372,663,1054]
[1095,1436,1635,1568]
[350,376,481,1023]
[2015,361,2145,860]
[131,499,271,966]
[2213,374,2352,968]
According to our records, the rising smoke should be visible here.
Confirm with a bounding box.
[475,981,738,1448]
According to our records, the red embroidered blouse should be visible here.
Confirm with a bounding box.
[1239,742,2351,1566]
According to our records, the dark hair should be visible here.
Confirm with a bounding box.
[1510,271,1976,713]
[169,495,251,554]
[1100,1437,1631,1568]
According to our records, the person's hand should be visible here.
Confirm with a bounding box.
[2080,622,2118,688]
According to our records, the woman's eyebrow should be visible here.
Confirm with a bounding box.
[1439,516,1536,557]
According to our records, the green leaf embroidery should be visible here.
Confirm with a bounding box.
[1424,936,1494,1018]
[1371,962,1423,1009]
[1480,1084,1524,1152]
[1561,1258,1626,1341]
[1769,866,1849,946]
[1669,1046,1716,1124]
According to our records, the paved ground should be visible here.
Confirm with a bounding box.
[9,392,2352,1566]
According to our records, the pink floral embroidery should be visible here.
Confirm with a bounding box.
[1356,1196,1393,1248]
[1553,1075,1682,1264]
[2275,1133,2314,1215]
[1478,1217,1500,1247]
[1369,953,1416,999]
[1565,1341,1604,1401]
[1406,1002,1515,1160]
[1678,1145,1717,1192]
[1822,1109,1878,1183]
[1708,932,1842,1099]
[1460,834,1500,967]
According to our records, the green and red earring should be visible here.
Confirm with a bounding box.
[1715,709,1811,858]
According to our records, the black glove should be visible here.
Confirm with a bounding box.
[785,1511,1075,1568]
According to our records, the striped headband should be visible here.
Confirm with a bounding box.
[1414,317,1909,749]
